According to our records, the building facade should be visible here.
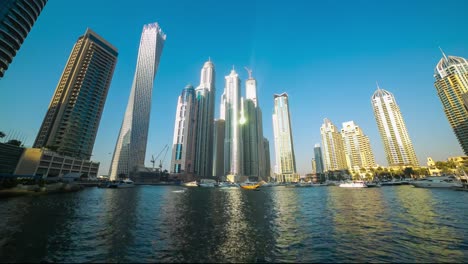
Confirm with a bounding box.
[263,137,271,180]
[109,23,166,180]
[170,85,197,178]
[320,118,347,171]
[34,29,118,160]
[194,59,216,178]
[272,93,298,182]
[222,69,243,181]
[371,85,419,167]
[433,52,468,155]
[212,119,225,178]
[314,143,324,174]
[0,0,48,78]
[341,121,376,172]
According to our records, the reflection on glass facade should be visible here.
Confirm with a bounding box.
[371,85,418,167]
[109,23,166,180]
[170,85,197,176]
[434,52,468,155]
[272,93,297,182]
[34,29,118,160]
[0,0,48,78]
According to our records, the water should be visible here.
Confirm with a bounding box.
[1,186,467,263]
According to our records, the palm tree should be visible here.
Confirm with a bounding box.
[0,131,5,142]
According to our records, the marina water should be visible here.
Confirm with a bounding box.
[1,186,467,262]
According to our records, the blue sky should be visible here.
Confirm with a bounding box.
[1,0,468,176]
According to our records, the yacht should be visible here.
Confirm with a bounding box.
[339,181,368,188]
[108,179,134,188]
[311,183,328,187]
[182,181,198,187]
[410,176,463,188]
[217,182,239,188]
[365,182,381,188]
[198,179,216,187]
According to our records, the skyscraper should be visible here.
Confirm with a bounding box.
[434,51,468,155]
[212,119,225,178]
[263,137,271,180]
[170,85,197,178]
[0,0,48,78]
[34,29,118,160]
[320,118,347,171]
[371,85,419,167]
[242,68,265,180]
[341,121,376,172]
[272,93,297,182]
[313,144,324,174]
[194,59,216,178]
[223,69,243,181]
[109,23,166,180]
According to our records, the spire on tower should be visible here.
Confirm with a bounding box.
[439,46,449,61]
[244,67,253,79]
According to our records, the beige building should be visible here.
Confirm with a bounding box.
[320,118,347,171]
[341,121,376,174]
[15,148,99,179]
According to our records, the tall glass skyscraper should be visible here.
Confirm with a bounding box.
[320,118,347,171]
[434,52,468,155]
[34,29,118,160]
[313,144,324,174]
[222,69,243,181]
[341,121,376,171]
[194,59,215,178]
[109,23,166,180]
[170,85,197,177]
[272,93,297,182]
[371,85,419,167]
[0,0,48,78]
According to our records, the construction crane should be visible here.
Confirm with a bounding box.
[151,144,169,172]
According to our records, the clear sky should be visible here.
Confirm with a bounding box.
[1,0,468,176]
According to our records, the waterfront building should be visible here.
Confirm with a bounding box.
[272,93,298,182]
[170,85,197,180]
[15,148,99,178]
[109,23,166,180]
[341,121,376,173]
[0,142,24,174]
[433,52,468,155]
[34,29,118,160]
[313,143,324,174]
[371,85,419,167]
[263,137,271,180]
[0,0,48,78]
[212,119,225,178]
[320,119,347,171]
[242,68,266,181]
[222,69,243,181]
[311,158,316,174]
[194,59,216,178]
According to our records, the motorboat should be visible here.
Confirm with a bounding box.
[108,179,134,188]
[217,182,239,188]
[240,181,260,190]
[182,181,198,187]
[339,181,368,188]
[311,183,329,187]
[295,181,313,187]
[198,179,216,187]
[365,182,381,188]
[410,176,463,188]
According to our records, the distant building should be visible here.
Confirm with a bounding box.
[263,137,271,181]
[272,93,298,182]
[0,0,48,78]
[314,143,324,174]
[320,118,347,171]
[0,142,24,174]
[341,121,376,172]
[434,52,468,155]
[34,29,118,160]
[311,158,316,174]
[15,148,99,179]
[371,84,419,167]
[109,23,166,180]
[212,119,225,178]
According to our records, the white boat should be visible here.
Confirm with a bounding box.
[108,179,134,188]
[339,181,368,188]
[311,183,329,187]
[410,176,463,188]
[182,181,198,187]
[198,179,216,187]
[365,182,381,188]
[295,182,313,187]
[217,182,239,188]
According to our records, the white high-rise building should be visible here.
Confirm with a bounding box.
[194,59,216,178]
[272,93,298,182]
[170,85,197,178]
[371,85,419,167]
[320,118,347,171]
[341,121,376,172]
[223,69,243,181]
[109,23,166,180]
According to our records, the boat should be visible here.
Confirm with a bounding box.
[339,181,368,188]
[410,176,463,188]
[310,183,329,187]
[295,181,312,187]
[240,184,260,190]
[365,182,381,188]
[182,181,198,187]
[108,179,134,188]
[380,179,403,186]
[217,182,239,188]
[198,179,216,187]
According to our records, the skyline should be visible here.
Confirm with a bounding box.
[1,0,468,176]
